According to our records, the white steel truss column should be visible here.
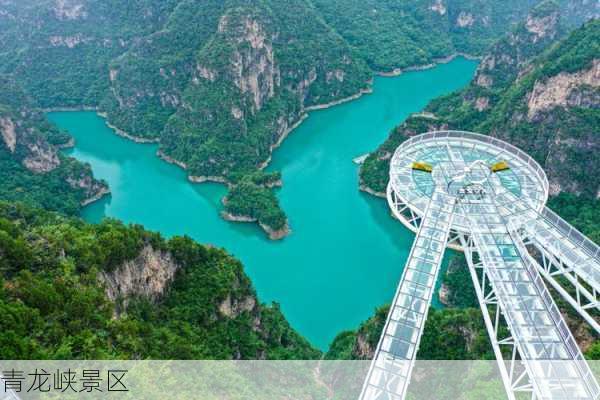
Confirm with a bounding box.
[374,130,600,400]
[360,189,456,400]
[459,194,600,400]
[492,189,600,334]
[458,232,521,400]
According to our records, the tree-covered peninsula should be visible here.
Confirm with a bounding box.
[1,0,596,237]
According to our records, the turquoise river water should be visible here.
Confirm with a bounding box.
[48,57,477,350]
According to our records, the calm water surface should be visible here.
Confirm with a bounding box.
[49,57,477,350]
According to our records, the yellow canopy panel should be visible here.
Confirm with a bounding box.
[491,160,510,173]
[411,161,433,173]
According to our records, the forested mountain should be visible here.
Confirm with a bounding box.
[0,0,598,362]
[0,76,107,215]
[1,0,597,236]
[313,0,598,72]
[353,4,600,359]
[0,201,318,359]
[360,9,600,237]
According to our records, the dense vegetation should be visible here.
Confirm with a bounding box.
[361,11,600,207]
[0,75,106,215]
[0,201,318,359]
[547,194,600,244]
[223,172,287,233]
[350,10,600,362]
[2,0,596,228]
[0,0,598,364]
[0,153,97,215]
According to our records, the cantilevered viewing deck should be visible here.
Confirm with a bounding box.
[361,131,600,400]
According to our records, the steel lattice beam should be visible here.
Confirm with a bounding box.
[363,131,600,400]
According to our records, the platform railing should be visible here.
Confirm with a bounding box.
[540,206,600,260]
[392,130,550,206]
[508,223,600,399]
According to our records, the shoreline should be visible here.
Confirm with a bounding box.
[376,52,480,77]
[305,86,373,111]
[257,113,309,170]
[158,149,230,184]
[96,112,160,144]
[221,211,290,240]
[359,183,386,199]
[81,186,111,206]
[52,56,470,238]
[189,175,228,184]
[157,149,188,169]
[258,86,373,170]
[56,137,76,149]
[352,154,369,165]
[43,106,98,112]
[49,53,469,181]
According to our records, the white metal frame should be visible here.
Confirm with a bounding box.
[362,131,600,400]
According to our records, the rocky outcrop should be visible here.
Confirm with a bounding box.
[105,1,370,182]
[221,212,256,223]
[429,0,446,16]
[218,293,257,318]
[22,140,60,173]
[49,34,90,48]
[231,16,279,114]
[527,59,600,120]
[525,10,560,43]
[438,283,450,306]
[354,333,375,359]
[1,115,60,173]
[456,12,475,28]
[0,117,16,153]
[53,0,87,21]
[196,64,217,82]
[99,245,180,312]
[66,172,110,205]
[474,97,489,111]
[473,5,561,91]
[260,221,290,241]
[221,211,290,240]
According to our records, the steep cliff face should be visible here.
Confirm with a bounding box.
[228,15,278,114]
[98,1,370,236]
[100,245,180,313]
[2,0,598,231]
[310,0,593,72]
[100,0,225,138]
[482,20,600,197]
[0,117,16,153]
[21,140,61,173]
[361,11,600,199]
[95,1,370,185]
[0,78,61,173]
[527,59,599,120]
[0,76,108,213]
[473,3,562,93]
[0,202,319,360]
[0,0,178,107]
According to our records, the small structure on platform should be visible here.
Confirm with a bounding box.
[360,131,600,400]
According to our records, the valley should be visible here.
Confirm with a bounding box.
[49,57,478,349]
